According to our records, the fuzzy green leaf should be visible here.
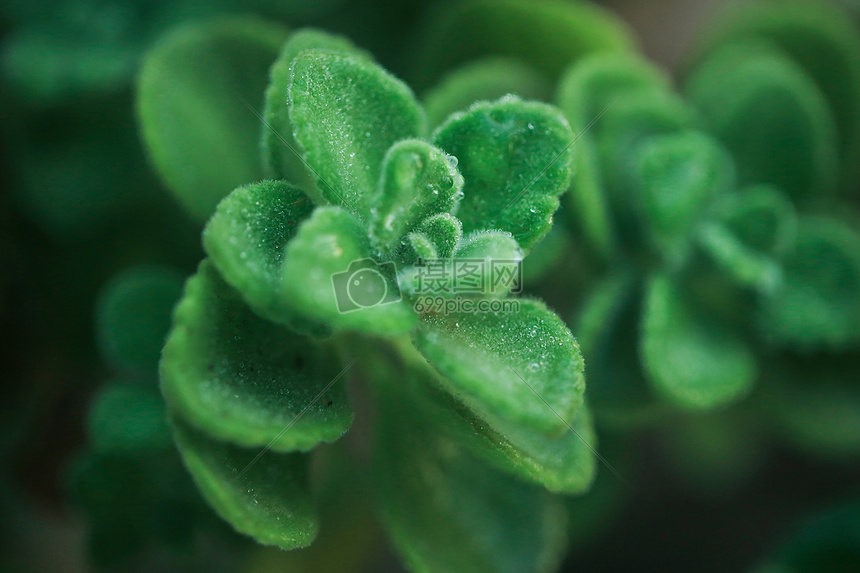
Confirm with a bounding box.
[161,260,353,452]
[401,232,439,265]
[633,131,735,264]
[137,17,288,221]
[694,0,860,188]
[556,53,670,259]
[471,404,596,495]
[415,212,463,259]
[686,40,839,202]
[171,417,318,550]
[374,381,568,573]
[95,266,184,373]
[697,184,797,292]
[434,96,574,251]
[415,0,633,89]
[417,370,596,494]
[288,50,425,220]
[454,230,522,260]
[88,383,171,455]
[452,231,523,297]
[641,273,756,409]
[362,340,595,493]
[261,28,371,194]
[413,299,584,436]
[758,217,860,348]
[368,139,463,252]
[423,57,552,129]
[203,180,314,326]
[399,230,522,298]
[281,207,416,335]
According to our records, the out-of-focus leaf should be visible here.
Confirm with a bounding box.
[686,40,839,202]
[422,57,552,129]
[573,274,659,426]
[11,100,153,239]
[415,0,633,89]
[758,216,860,348]
[96,266,184,373]
[659,410,764,493]
[1,12,138,103]
[565,440,629,550]
[592,92,697,257]
[763,352,860,456]
[556,53,670,259]
[693,0,860,189]
[641,273,756,409]
[520,222,570,286]
[633,131,735,264]
[88,383,171,454]
[67,448,204,568]
[756,501,860,573]
[137,17,288,221]
[557,52,669,134]
[697,184,797,292]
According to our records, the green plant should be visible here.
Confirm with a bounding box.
[548,1,860,434]
[68,266,242,570]
[416,0,860,458]
[683,1,860,455]
[140,19,598,572]
[553,50,770,423]
[43,1,860,571]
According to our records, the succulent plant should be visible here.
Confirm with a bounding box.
[137,20,599,571]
